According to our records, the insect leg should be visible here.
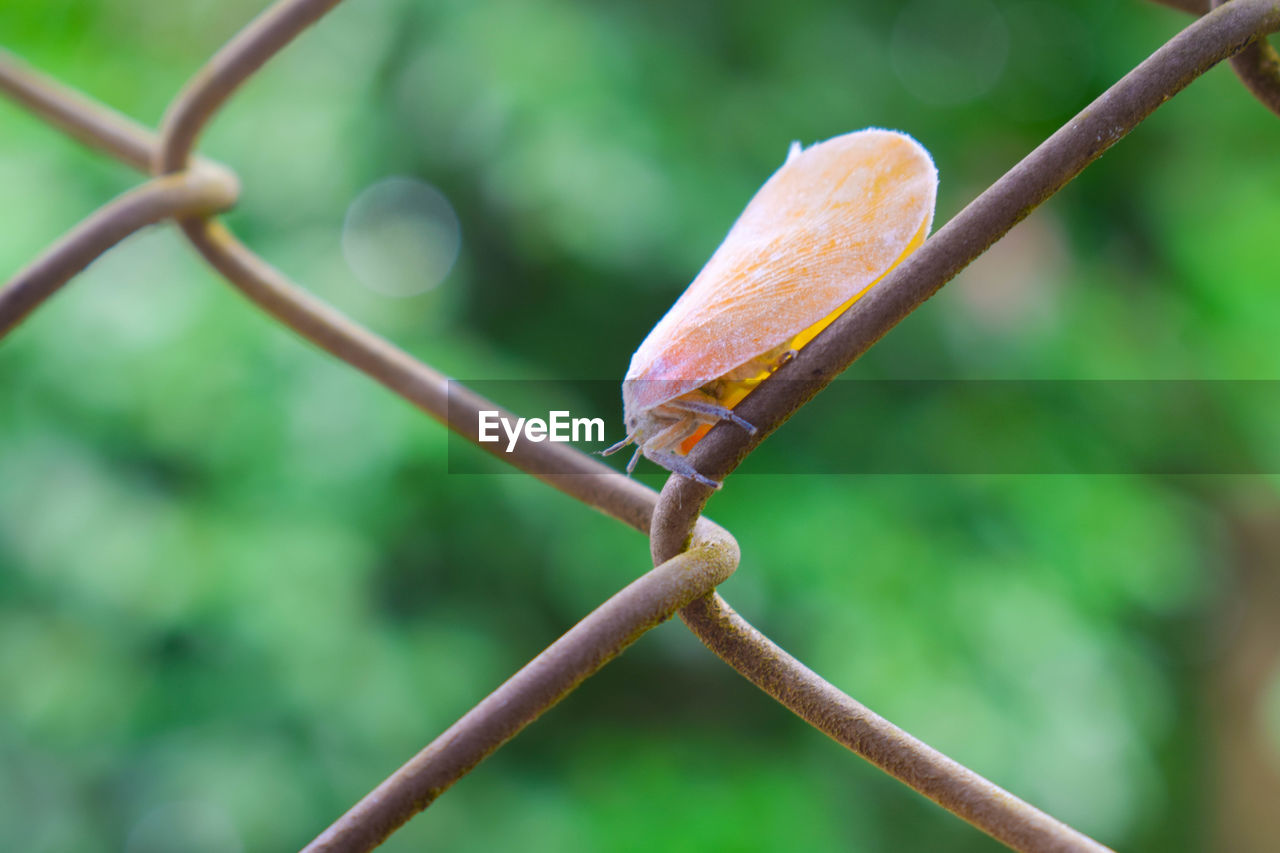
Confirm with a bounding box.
[640,416,702,454]
[664,396,758,435]
[644,449,721,489]
[604,435,682,481]
[625,445,642,475]
[638,417,722,488]
[600,434,633,457]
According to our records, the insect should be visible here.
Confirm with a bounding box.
[604,128,938,487]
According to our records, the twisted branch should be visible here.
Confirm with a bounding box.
[0,48,236,181]
[1153,0,1280,116]
[3,2,1278,852]
[303,520,739,852]
[0,171,237,337]
[1212,0,1280,116]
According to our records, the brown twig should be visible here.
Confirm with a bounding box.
[678,594,1114,853]
[1230,35,1280,115]
[153,0,344,174]
[2,2,1277,852]
[0,171,237,337]
[0,48,236,182]
[303,519,739,853]
[1213,0,1280,116]
[0,47,168,173]
[1152,1,1280,116]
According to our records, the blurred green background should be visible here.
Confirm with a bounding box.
[3,0,1280,850]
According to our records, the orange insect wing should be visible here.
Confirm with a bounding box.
[623,129,937,419]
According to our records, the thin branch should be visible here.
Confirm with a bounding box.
[303,520,740,853]
[0,170,237,337]
[679,594,1113,853]
[0,47,162,172]
[1153,1,1280,116]
[0,48,235,184]
[1230,35,1280,115]
[154,0,345,174]
[1214,0,1280,116]
[179,220,658,530]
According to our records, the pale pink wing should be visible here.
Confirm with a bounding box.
[624,129,937,416]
